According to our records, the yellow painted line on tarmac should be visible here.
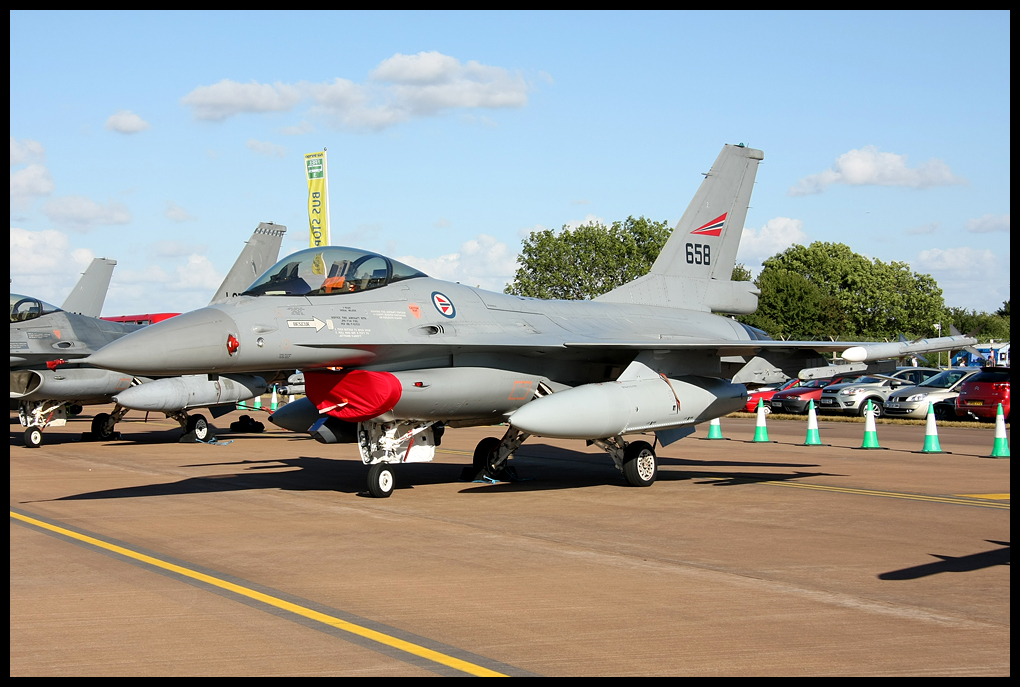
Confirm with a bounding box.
[761,482,1010,509]
[957,493,1010,500]
[436,448,474,456]
[10,510,507,677]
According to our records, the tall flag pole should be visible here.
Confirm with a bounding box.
[304,150,330,247]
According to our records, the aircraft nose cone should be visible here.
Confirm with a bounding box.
[88,308,242,375]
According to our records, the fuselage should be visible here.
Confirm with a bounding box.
[86,275,756,386]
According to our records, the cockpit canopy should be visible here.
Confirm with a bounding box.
[242,247,428,297]
[10,294,62,323]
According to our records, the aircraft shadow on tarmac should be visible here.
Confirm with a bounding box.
[39,442,838,501]
[878,540,1010,580]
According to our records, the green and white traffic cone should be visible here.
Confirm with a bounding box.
[990,403,1010,457]
[253,394,262,410]
[921,402,942,453]
[753,397,770,442]
[288,394,295,404]
[860,399,881,449]
[804,400,822,446]
[270,387,279,411]
[707,417,725,440]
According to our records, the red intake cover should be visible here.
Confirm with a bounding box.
[305,369,403,422]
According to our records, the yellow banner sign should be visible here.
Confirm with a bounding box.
[305,152,328,247]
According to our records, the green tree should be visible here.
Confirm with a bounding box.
[945,307,1011,343]
[507,216,671,299]
[746,242,945,340]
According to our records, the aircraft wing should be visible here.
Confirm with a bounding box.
[563,333,978,362]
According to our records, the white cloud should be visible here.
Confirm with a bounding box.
[164,200,195,223]
[397,233,518,291]
[181,52,531,131]
[246,139,287,157]
[10,163,55,209]
[434,217,451,228]
[914,246,1009,312]
[965,213,1009,233]
[564,214,604,231]
[10,136,45,165]
[41,195,132,230]
[9,227,95,303]
[181,79,304,121]
[105,110,151,134]
[10,137,54,210]
[790,146,966,196]
[736,217,808,265]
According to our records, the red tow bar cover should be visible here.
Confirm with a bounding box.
[304,369,403,422]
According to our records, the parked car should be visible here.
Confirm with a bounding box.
[745,378,801,413]
[884,368,982,420]
[818,367,941,418]
[770,374,863,415]
[954,367,1010,422]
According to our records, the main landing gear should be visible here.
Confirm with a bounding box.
[167,411,213,442]
[468,430,659,488]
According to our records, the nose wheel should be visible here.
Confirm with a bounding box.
[367,463,395,498]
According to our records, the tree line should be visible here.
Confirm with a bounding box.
[505,217,1010,344]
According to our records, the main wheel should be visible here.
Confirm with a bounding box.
[367,463,395,498]
[91,412,114,440]
[24,427,42,448]
[472,437,501,473]
[622,440,657,487]
[186,414,211,441]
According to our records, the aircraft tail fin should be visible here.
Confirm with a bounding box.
[61,257,116,317]
[595,144,762,314]
[209,222,287,305]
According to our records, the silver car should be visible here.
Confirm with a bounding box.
[818,367,941,418]
[884,368,982,420]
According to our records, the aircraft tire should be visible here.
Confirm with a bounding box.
[24,427,43,448]
[91,413,114,440]
[187,414,211,442]
[472,437,501,473]
[367,463,395,498]
[622,440,657,487]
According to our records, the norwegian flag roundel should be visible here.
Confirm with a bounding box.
[431,291,456,318]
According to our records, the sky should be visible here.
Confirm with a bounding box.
[10,10,1011,322]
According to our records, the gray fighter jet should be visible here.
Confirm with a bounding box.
[86,145,976,496]
[11,223,287,447]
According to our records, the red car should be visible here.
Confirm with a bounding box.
[768,374,864,415]
[745,378,801,413]
[954,367,1010,421]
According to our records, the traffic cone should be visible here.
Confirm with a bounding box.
[920,402,942,453]
[803,400,822,446]
[253,394,262,410]
[288,394,295,404]
[753,398,769,442]
[860,400,881,449]
[707,417,724,440]
[270,387,279,411]
[990,403,1010,457]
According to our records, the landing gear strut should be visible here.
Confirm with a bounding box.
[465,427,530,482]
[357,420,439,497]
[168,411,213,442]
[592,436,659,487]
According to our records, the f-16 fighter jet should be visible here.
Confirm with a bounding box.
[11,222,287,447]
[86,145,975,496]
